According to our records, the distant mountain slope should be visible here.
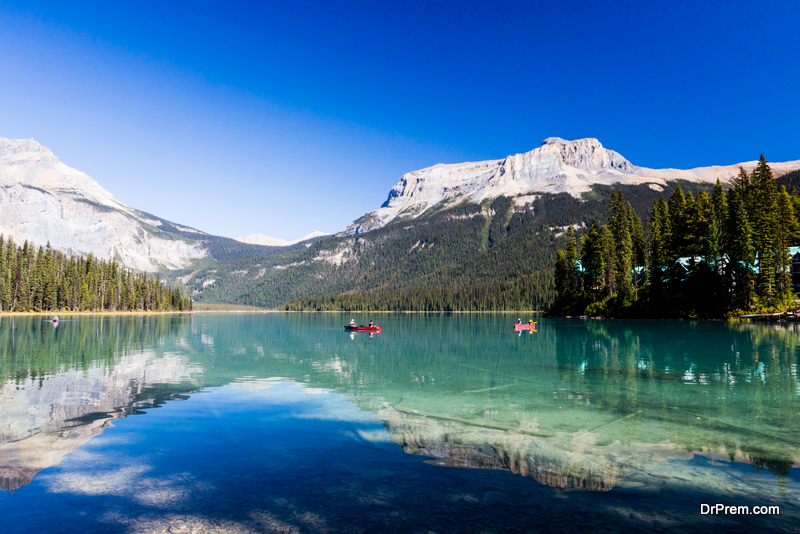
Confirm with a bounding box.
[235,230,331,247]
[0,138,296,271]
[343,137,800,235]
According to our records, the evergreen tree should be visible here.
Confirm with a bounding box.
[609,192,633,304]
[628,202,645,299]
[648,199,668,303]
[564,225,580,299]
[601,224,616,298]
[725,188,754,309]
[776,186,798,304]
[554,250,569,301]
[581,221,606,301]
[751,155,779,305]
[667,184,686,259]
[682,192,707,257]
[712,178,728,250]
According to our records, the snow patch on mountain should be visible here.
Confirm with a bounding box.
[0,137,208,271]
[341,137,800,235]
[235,230,331,247]
[235,234,291,247]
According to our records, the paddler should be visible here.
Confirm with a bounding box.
[349,319,356,326]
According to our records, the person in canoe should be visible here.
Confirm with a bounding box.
[53,316,59,323]
[517,319,522,325]
[369,320,374,326]
[349,319,356,326]
[528,319,534,325]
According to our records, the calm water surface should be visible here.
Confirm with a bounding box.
[0,313,798,533]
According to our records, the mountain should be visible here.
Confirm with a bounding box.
[235,230,331,247]
[184,139,800,310]
[180,181,699,309]
[0,138,209,271]
[5,135,798,311]
[343,137,800,235]
[0,138,295,271]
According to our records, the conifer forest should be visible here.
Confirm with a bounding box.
[552,157,800,318]
[0,236,192,312]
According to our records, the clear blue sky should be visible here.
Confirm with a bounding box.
[1,1,798,240]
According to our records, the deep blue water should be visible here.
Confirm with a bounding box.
[0,313,798,533]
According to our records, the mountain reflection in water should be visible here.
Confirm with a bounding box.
[0,314,798,499]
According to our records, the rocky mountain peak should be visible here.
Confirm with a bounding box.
[0,138,62,171]
[341,137,800,236]
[0,137,51,156]
[541,136,570,145]
[527,137,633,172]
[0,137,208,271]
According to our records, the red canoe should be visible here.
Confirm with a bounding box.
[514,323,537,331]
[345,325,382,332]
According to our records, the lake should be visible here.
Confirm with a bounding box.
[0,313,798,533]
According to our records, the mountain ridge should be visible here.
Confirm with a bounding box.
[342,137,800,235]
[0,137,210,271]
[0,137,300,271]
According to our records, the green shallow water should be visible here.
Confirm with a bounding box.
[0,313,798,533]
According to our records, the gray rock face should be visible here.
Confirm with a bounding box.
[0,138,208,271]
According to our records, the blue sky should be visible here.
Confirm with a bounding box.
[1,1,798,240]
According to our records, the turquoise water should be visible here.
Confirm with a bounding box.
[0,313,798,533]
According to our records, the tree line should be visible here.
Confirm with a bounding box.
[0,236,192,312]
[553,156,799,317]
[279,276,550,312]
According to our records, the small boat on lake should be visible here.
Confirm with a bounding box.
[514,323,536,331]
[345,325,382,332]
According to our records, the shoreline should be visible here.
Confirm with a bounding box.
[277,309,541,313]
[0,310,258,317]
[0,309,542,317]
[0,311,192,317]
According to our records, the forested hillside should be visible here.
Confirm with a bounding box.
[177,181,714,311]
[553,157,800,318]
[776,169,800,192]
[0,236,191,312]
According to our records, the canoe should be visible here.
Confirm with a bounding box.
[514,323,536,331]
[345,325,382,332]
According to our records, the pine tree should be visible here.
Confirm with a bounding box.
[555,250,569,301]
[609,192,633,304]
[751,155,779,306]
[776,186,798,305]
[628,202,645,299]
[725,188,754,309]
[667,184,686,258]
[564,225,580,299]
[581,221,606,301]
[602,224,616,298]
[682,191,707,257]
[648,199,668,303]
[712,178,728,250]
